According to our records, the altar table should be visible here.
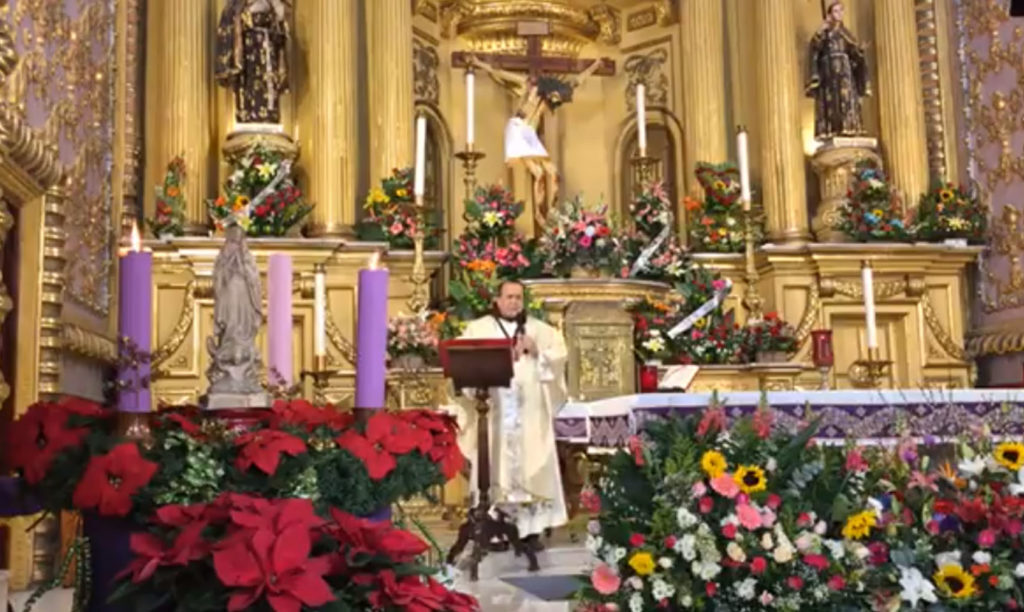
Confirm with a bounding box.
[554,389,1024,447]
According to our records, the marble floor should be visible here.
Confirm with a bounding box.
[451,545,592,612]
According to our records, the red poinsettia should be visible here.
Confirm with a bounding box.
[234,429,306,475]
[357,570,455,611]
[213,518,334,611]
[428,430,465,480]
[335,411,420,480]
[326,508,428,563]
[268,399,354,432]
[122,521,208,583]
[153,502,209,527]
[397,410,445,453]
[6,403,92,484]
[72,443,158,516]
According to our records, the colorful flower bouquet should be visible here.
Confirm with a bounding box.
[914,182,987,243]
[687,162,748,253]
[387,313,439,369]
[454,184,539,279]
[357,167,440,249]
[630,295,682,363]
[836,160,913,242]
[148,156,186,238]
[5,397,475,611]
[208,145,313,236]
[745,312,798,361]
[538,197,624,278]
[621,182,691,283]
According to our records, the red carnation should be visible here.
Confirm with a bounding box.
[234,430,306,476]
[7,402,92,484]
[72,443,158,516]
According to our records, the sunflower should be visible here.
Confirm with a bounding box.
[733,465,766,494]
[841,510,877,540]
[933,565,976,599]
[701,450,728,479]
[712,180,727,192]
[994,441,1024,471]
[938,188,955,202]
[628,551,655,576]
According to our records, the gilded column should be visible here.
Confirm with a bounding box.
[679,0,728,196]
[874,0,929,206]
[295,0,359,236]
[366,0,414,183]
[144,0,213,234]
[754,0,809,243]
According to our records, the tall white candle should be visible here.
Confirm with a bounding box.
[737,127,752,206]
[413,115,427,197]
[636,84,647,156]
[466,70,475,149]
[313,265,326,357]
[861,261,878,349]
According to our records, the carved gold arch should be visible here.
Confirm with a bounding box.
[612,106,686,233]
[415,101,457,235]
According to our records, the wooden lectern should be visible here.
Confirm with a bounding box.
[439,338,539,580]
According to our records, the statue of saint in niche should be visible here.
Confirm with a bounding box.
[215,0,291,125]
[806,1,871,140]
[206,223,265,399]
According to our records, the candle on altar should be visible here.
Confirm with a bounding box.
[313,264,326,358]
[267,254,292,386]
[636,84,647,156]
[354,253,389,409]
[466,69,475,150]
[861,261,878,349]
[414,115,427,197]
[118,222,152,412]
[737,126,752,208]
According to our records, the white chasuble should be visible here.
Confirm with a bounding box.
[454,315,569,537]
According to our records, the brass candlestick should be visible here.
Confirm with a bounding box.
[848,347,892,389]
[407,194,430,314]
[630,154,661,191]
[741,205,765,323]
[300,355,339,406]
[454,149,486,201]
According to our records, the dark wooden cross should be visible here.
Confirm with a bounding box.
[451,21,616,79]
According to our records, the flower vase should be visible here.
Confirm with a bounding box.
[570,266,603,280]
[756,350,790,364]
[392,354,426,370]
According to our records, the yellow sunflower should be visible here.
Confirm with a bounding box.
[938,188,955,202]
[701,450,728,479]
[712,180,727,192]
[733,465,767,494]
[933,565,976,599]
[628,551,655,576]
[994,441,1024,471]
[841,510,877,540]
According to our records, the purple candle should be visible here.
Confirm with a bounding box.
[267,254,293,386]
[118,225,152,412]
[354,254,389,409]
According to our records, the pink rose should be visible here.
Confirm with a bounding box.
[710,474,740,498]
[691,481,707,498]
[787,576,804,590]
[591,563,621,595]
[737,504,762,530]
[664,535,677,549]
[389,221,403,235]
[766,494,782,510]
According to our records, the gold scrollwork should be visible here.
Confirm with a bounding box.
[150,280,197,368]
[439,0,620,46]
[624,48,669,112]
[793,279,821,346]
[413,38,440,104]
[62,323,118,364]
[325,309,357,365]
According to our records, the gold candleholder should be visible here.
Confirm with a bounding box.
[848,347,892,389]
[454,149,486,202]
[300,354,339,406]
[741,205,765,323]
[406,195,430,314]
[630,154,661,191]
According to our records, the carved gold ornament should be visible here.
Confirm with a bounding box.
[624,48,669,111]
[440,0,620,52]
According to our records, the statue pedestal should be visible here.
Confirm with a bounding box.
[809,138,880,242]
[223,125,299,164]
[524,278,672,401]
[204,392,271,410]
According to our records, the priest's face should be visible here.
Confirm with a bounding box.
[495,282,524,319]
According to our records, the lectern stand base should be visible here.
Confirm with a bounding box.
[446,504,540,581]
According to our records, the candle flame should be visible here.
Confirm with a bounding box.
[130,222,141,252]
[368,252,381,270]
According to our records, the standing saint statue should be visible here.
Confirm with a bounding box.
[206,223,266,405]
[215,0,291,125]
[805,1,871,140]
[471,56,602,232]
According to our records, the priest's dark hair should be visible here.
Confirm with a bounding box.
[496,279,525,295]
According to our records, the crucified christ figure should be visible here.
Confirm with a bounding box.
[470,55,602,231]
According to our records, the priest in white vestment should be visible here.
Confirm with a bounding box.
[454,279,569,543]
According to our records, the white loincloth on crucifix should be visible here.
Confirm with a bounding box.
[452,314,569,537]
[457,22,613,236]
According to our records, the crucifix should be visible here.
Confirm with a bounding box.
[452,22,615,235]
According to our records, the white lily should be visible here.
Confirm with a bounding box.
[898,567,938,607]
